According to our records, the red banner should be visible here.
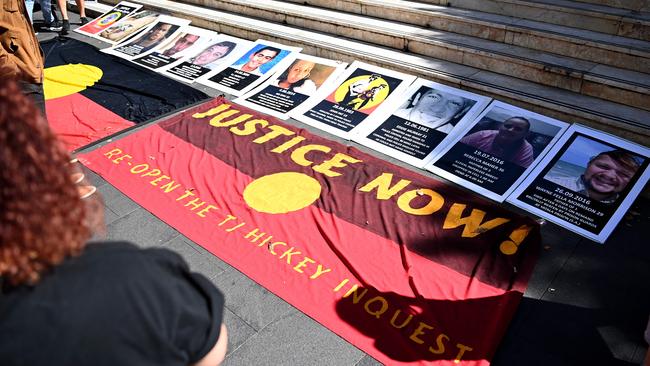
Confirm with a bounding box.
[80,97,539,365]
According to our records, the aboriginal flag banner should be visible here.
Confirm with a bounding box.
[80,97,540,366]
[41,38,209,151]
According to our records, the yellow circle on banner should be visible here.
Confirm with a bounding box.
[44,64,103,100]
[333,74,390,111]
[243,172,322,214]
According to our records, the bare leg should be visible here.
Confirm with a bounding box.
[57,0,67,20]
[76,0,85,18]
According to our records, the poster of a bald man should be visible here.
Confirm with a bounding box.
[427,101,569,202]
[508,125,650,243]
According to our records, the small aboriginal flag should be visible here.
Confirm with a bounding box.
[41,38,209,151]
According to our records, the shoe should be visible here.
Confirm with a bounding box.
[80,17,89,25]
[42,21,62,32]
[60,19,70,35]
[78,185,97,199]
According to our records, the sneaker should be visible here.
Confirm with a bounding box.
[80,17,89,25]
[42,21,62,32]
[60,19,70,35]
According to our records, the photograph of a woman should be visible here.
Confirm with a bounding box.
[274,59,317,95]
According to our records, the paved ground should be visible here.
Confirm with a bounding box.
[33,8,650,366]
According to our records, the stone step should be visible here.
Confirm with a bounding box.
[93,0,650,146]
[283,0,650,74]
[165,0,650,111]
[416,0,650,41]
[572,0,650,12]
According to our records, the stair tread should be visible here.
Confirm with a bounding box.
[519,0,650,20]
[244,0,650,91]
[381,0,650,53]
[119,0,650,130]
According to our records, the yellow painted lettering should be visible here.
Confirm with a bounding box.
[397,189,444,215]
[364,296,389,319]
[209,111,251,127]
[429,333,450,354]
[309,264,331,279]
[150,175,171,186]
[313,153,362,177]
[192,103,231,119]
[389,310,413,329]
[196,205,218,218]
[140,168,161,178]
[252,125,294,144]
[454,343,473,362]
[293,257,315,274]
[184,198,205,210]
[104,148,122,159]
[130,163,149,174]
[176,190,195,201]
[268,241,287,255]
[290,144,331,166]
[230,119,268,136]
[410,322,434,345]
[359,173,411,200]
[279,247,301,264]
[443,203,510,237]
[160,181,181,193]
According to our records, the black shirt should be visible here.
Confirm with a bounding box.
[0,241,224,366]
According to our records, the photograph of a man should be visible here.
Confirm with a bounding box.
[545,145,641,204]
[189,41,236,69]
[394,87,473,132]
[232,46,281,75]
[461,116,535,168]
[126,22,178,54]
[161,33,200,58]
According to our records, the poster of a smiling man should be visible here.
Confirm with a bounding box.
[508,124,650,243]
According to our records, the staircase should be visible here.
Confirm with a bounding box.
[93,0,650,146]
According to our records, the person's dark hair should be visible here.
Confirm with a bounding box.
[276,60,312,91]
[0,73,90,286]
[507,116,530,132]
[210,41,236,58]
[589,149,641,173]
[254,46,281,58]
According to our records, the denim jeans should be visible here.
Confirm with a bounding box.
[25,0,35,22]
[36,0,55,23]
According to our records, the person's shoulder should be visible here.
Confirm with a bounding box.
[82,241,188,273]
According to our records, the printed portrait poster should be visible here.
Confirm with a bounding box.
[508,125,650,243]
[197,40,301,96]
[293,61,416,140]
[426,101,569,202]
[102,16,191,60]
[161,34,252,83]
[234,54,348,120]
[74,1,141,37]
[353,79,491,168]
[95,10,160,45]
[131,27,217,71]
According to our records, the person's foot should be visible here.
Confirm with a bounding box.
[60,19,70,35]
[80,17,89,25]
[42,21,62,32]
